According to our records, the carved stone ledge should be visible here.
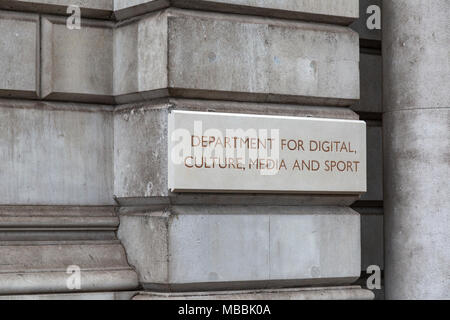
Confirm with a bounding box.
[0,206,139,295]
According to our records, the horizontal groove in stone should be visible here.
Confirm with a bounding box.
[142,278,361,292]
[0,206,116,216]
[117,98,361,119]
[0,242,131,271]
[115,194,360,207]
[0,240,121,246]
[0,98,114,111]
[0,216,119,229]
[0,231,117,242]
[135,285,374,300]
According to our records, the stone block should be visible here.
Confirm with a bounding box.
[41,16,114,103]
[0,11,39,99]
[114,0,359,24]
[351,53,382,114]
[114,11,168,101]
[114,99,361,206]
[118,206,361,290]
[0,100,114,205]
[114,9,359,105]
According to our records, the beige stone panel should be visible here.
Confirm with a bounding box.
[168,110,367,194]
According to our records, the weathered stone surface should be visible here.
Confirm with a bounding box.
[114,0,359,23]
[114,99,362,205]
[41,16,114,103]
[118,206,361,290]
[134,286,374,300]
[350,0,381,43]
[351,53,382,114]
[0,241,127,273]
[115,9,359,105]
[360,124,382,201]
[0,206,139,295]
[3,8,359,105]
[114,11,168,101]
[383,0,449,113]
[0,241,138,295]
[0,11,39,99]
[114,102,169,200]
[0,100,114,205]
[383,108,450,299]
[0,0,368,302]
[383,0,450,299]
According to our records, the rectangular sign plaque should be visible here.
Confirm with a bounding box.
[168,110,366,194]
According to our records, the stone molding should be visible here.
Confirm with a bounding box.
[134,286,374,300]
[0,206,139,295]
[0,0,359,23]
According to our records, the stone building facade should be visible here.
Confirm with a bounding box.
[0,0,448,300]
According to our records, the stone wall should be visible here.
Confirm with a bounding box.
[0,0,380,299]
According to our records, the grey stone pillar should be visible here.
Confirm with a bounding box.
[383,0,450,299]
